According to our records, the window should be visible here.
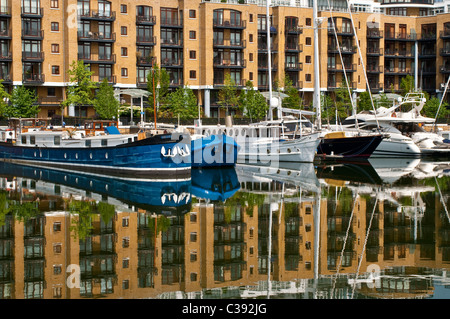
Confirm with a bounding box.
[249,53,253,62]
[305,55,311,64]
[51,22,59,31]
[122,280,129,289]
[121,26,127,35]
[305,37,312,45]
[189,50,196,59]
[249,34,253,42]
[120,4,127,14]
[53,243,62,254]
[189,30,196,39]
[53,265,62,275]
[121,47,128,56]
[190,232,197,242]
[305,73,312,82]
[51,0,59,8]
[249,72,253,81]
[121,68,128,77]
[306,18,311,26]
[189,10,196,18]
[122,237,130,248]
[190,273,198,282]
[122,217,129,227]
[52,65,60,75]
[190,70,196,79]
[190,252,197,262]
[51,43,59,53]
[122,258,129,268]
[249,14,253,23]
[53,222,61,232]
[48,87,56,96]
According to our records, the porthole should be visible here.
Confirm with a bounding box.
[105,152,109,159]
[90,153,93,159]
[64,153,67,159]
[75,153,78,159]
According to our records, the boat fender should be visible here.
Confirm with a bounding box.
[391,112,397,117]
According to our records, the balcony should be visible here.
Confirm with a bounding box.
[136,35,156,46]
[328,45,356,54]
[23,73,45,84]
[21,7,43,18]
[22,51,45,62]
[258,25,278,34]
[439,65,450,74]
[136,76,148,88]
[418,49,436,58]
[78,31,116,42]
[160,38,183,48]
[327,63,356,72]
[418,33,436,41]
[91,75,116,84]
[0,73,11,84]
[213,59,246,68]
[328,27,353,37]
[384,49,414,58]
[78,10,116,21]
[161,17,183,28]
[78,53,116,64]
[285,43,302,52]
[366,29,383,39]
[137,56,156,67]
[161,58,183,68]
[258,42,277,52]
[384,67,412,75]
[440,48,450,57]
[136,15,156,25]
[327,81,356,90]
[368,82,383,92]
[213,19,246,29]
[440,30,450,40]
[0,28,11,39]
[169,78,183,87]
[0,51,12,62]
[285,62,303,71]
[214,39,246,49]
[0,4,11,17]
[366,47,383,56]
[385,32,416,41]
[285,25,302,34]
[38,97,63,105]
[214,78,246,87]
[258,62,277,71]
[22,29,44,40]
[366,65,383,73]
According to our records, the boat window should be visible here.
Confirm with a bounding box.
[102,139,108,146]
[128,138,132,143]
[54,136,61,146]
[241,129,245,137]
[95,123,102,129]
[85,140,91,147]
[22,135,27,144]
[30,136,35,144]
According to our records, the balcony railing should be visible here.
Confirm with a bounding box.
[160,38,183,47]
[91,75,116,84]
[0,51,12,61]
[258,42,277,51]
[366,29,383,38]
[161,58,183,67]
[327,81,356,89]
[22,29,44,39]
[136,15,156,25]
[136,35,157,46]
[385,32,416,41]
[366,47,383,55]
[214,78,246,87]
[285,25,303,34]
[22,51,45,61]
[384,67,412,75]
[0,73,11,83]
[0,28,11,38]
[78,53,116,64]
[384,49,414,58]
[214,39,246,48]
[258,62,277,70]
[21,7,43,17]
[366,65,383,73]
[328,27,353,36]
[440,30,450,39]
[439,65,450,73]
[440,48,450,56]
[0,5,11,16]
[327,63,356,72]
[213,19,246,29]
[257,25,278,33]
[418,33,436,41]
[78,31,116,42]
[213,59,246,68]
[23,73,45,84]
[328,45,356,54]
[285,43,302,52]
[160,17,183,27]
[38,97,63,105]
[137,56,156,66]
[78,10,116,21]
[285,62,303,71]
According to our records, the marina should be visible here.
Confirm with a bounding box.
[0,157,449,299]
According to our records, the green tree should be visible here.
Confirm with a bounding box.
[7,85,39,118]
[239,80,269,121]
[93,78,120,119]
[329,80,352,122]
[357,91,373,112]
[282,76,302,109]
[61,60,96,122]
[218,73,240,117]
[0,80,10,118]
[400,74,415,96]
[160,86,198,120]
[423,96,450,119]
[147,64,170,111]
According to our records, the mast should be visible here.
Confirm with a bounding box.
[313,0,321,130]
[266,0,273,121]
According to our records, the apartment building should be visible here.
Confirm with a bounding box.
[1,0,450,120]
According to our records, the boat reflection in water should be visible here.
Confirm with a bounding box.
[0,159,450,299]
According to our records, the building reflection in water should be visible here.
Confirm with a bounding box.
[0,159,449,299]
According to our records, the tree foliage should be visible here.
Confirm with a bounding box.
[239,80,269,120]
[7,85,39,118]
[423,95,450,119]
[147,64,170,109]
[62,60,96,113]
[400,74,415,96]
[0,80,10,118]
[160,86,198,120]
[218,73,240,116]
[93,78,120,119]
[282,76,302,109]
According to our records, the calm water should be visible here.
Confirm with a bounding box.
[0,158,449,300]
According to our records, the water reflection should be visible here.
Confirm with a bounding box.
[0,159,449,299]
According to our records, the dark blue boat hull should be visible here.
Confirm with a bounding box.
[191,134,239,167]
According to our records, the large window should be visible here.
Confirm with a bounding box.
[77,0,90,16]
[98,0,111,16]
[22,0,40,14]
